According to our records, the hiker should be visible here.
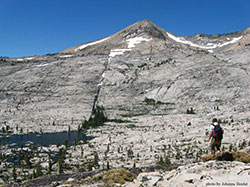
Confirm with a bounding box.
[208,118,224,156]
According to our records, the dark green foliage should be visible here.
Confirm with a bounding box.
[82,106,108,129]
[83,135,87,144]
[12,165,17,181]
[108,119,131,123]
[156,155,171,167]
[81,147,83,158]
[93,152,99,168]
[144,97,156,105]
[57,148,66,174]
[87,160,93,171]
[175,151,182,159]
[18,152,23,166]
[127,148,133,158]
[222,145,225,152]
[216,152,234,161]
[133,162,136,168]
[58,157,63,174]
[239,139,247,149]
[48,152,52,173]
[106,161,110,170]
[34,163,43,178]
[229,144,233,152]
[144,97,175,105]
[64,140,68,148]
[2,127,5,133]
[74,138,78,146]
[126,124,136,128]
[187,107,195,114]
[56,142,61,147]
[2,175,9,183]
[24,152,32,169]
[106,144,110,153]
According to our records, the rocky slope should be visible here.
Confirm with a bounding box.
[0,19,250,186]
[128,161,250,187]
[9,158,250,186]
[1,19,250,134]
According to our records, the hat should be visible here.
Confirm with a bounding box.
[212,118,217,123]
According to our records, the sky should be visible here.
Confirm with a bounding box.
[0,0,250,58]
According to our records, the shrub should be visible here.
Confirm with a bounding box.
[232,152,250,163]
[93,168,136,185]
[144,97,156,105]
[201,152,250,163]
[156,155,171,167]
[126,124,136,128]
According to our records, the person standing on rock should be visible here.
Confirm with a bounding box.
[208,118,224,157]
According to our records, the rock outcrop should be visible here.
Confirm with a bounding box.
[128,160,250,187]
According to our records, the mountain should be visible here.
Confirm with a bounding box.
[0,20,249,185]
[61,19,250,55]
[1,18,249,135]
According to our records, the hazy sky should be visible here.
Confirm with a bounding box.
[1,0,249,57]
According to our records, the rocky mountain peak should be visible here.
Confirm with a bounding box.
[112,19,166,39]
[61,19,168,55]
[61,20,250,55]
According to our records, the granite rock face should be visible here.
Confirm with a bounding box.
[0,19,250,186]
[1,20,249,134]
[127,161,250,187]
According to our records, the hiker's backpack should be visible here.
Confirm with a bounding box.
[213,124,223,140]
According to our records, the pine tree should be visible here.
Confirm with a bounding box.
[12,165,17,181]
[93,152,99,168]
[81,147,83,158]
[48,152,52,174]
[24,152,32,169]
[58,156,63,174]
[83,134,87,144]
[229,144,233,152]
[57,149,65,174]
[35,163,42,177]
[87,160,93,171]
[64,140,68,148]
[106,161,110,170]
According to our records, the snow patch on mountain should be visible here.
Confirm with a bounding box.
[59,55,73,58]
[109,49,131,57]
[166,32,242,50]
[109,37,152,58]
[218,36,243,47]
[36,63,49,67]
[75,37,110,51]
[97,36,153,91]
[16,57,34,61]
[127,37,152,48]
[25,57,34,60]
